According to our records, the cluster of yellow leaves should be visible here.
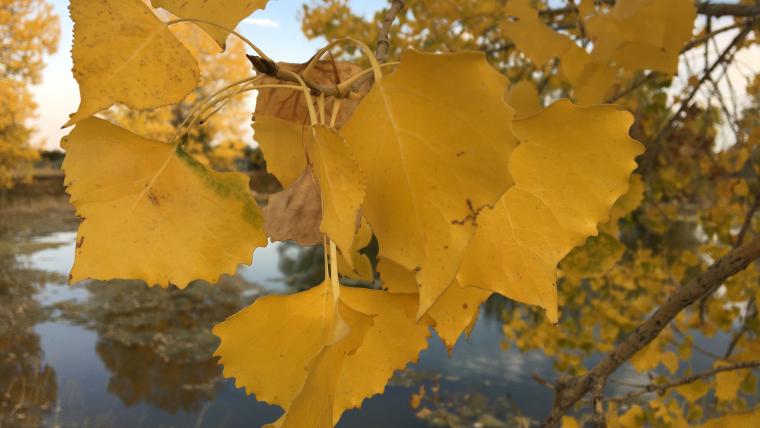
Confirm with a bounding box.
[299,1,760,426]
[63,0,280,289]
[61,0,650,426]
[501,0,695,104]
[212,49,643,424]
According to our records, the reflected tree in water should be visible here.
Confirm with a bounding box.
[0,244,57,427]
[277,242,324,291]
[58,277,256,413]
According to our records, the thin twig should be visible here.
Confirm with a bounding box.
[375,0,406,63]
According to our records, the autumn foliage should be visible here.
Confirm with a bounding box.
[57,0,760,426]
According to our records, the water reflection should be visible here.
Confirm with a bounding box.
[56,277,260,414]
[1,199,564,427]
[0,245,57,427]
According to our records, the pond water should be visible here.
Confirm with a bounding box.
[0,200,732,427]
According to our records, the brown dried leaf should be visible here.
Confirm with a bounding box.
[254,60,369,128]
[263,167,323,245]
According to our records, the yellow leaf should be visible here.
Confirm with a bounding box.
[562,416,581,428]
[379,258,489,350]
[698,407,760,428]
[151,0,269,49]
[67,0,200,126]
[600,173,644,235]
[675,379,710,403]
[268,301,373,428]
[214,281,430,426]
[502,0,573,66]
[561,232,625,280]
[498,0,619,105]
[214,280,349,413]
[342,50,517,318]
[661,351,679,374]
[585,0,696,75]
[610,404,644,428]
[410,385,426,409]
[505,81,542,118]
[62,118,266,287]
[253,115,309,188]
[338,218,375,281]
[559,46,619,105]
[457,100,643,322]
[306,126,365,257]
[715,365,747,402]
[734,180,749,197]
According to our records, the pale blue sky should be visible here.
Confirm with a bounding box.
[31,0,387,149]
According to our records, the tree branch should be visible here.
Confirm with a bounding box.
[609,360,760,402]
[542,235,760,427]
[544,1,760,17]
[375,0,406,63]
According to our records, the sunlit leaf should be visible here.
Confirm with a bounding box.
[342,50,517,318]
[67,0,200,126]
[457,100,644,323]
[505,81,541,118]
[214,281,430,426]
[379,258,490,350]
[585,0,697,75]
[306,126,365,256]
[62,118,266,287]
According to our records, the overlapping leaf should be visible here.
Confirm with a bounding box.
[456,100,644,323]
[305,126,365,256]
[379,258,489,350]
[62,118,266,287]
[585,0,697,75]
[338,218,374,281]
[342,50,518,318]
[151,0,269,49]
[66,0,200,126]
[213,280,430,426]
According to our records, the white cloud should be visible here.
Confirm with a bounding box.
[243,18,281,29]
